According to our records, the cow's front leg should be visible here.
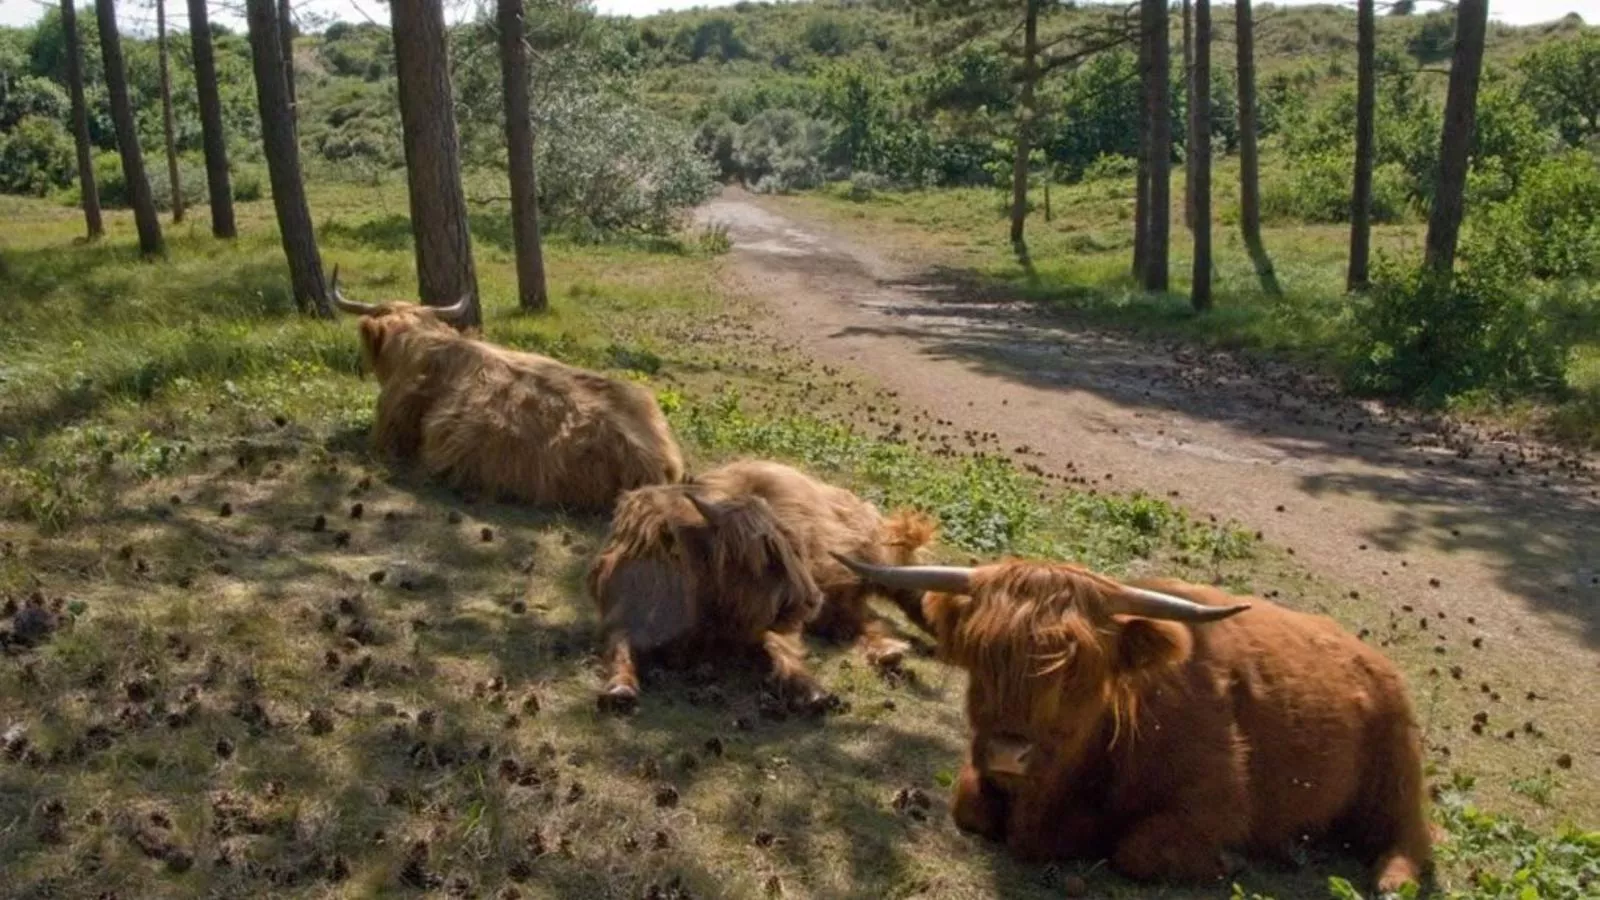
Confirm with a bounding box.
[762,630,831,713]
[598,627,640,713]
[857,617,912,669]
[1112,811,1233,883]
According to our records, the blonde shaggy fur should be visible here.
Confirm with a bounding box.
[352,304,684,510]
[587,459,937,711]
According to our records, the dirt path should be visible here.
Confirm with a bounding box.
[698,186,1599,718]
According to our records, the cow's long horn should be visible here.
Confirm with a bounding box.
[329,265,379,315]
[1109,585,1250,623]
[432,293,473,323]
[831,554,974,595]
[684,491,724,525]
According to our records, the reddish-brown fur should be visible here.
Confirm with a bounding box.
[351,304,684,510]
[586,459,937,711]
[929,560,1431,893]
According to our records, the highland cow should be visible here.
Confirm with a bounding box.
[836,556,1432,894]
[587,459,937,712]
[331,268,685,510]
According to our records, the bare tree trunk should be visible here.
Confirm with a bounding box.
[278,0,296,124]
[1348,0,1376,292]
[498,0,549,312]
[1133,2,1153,280]
[1425,0,1488,276]
[189,0,235,238]
[1182,0,1196,231]
[1236,0,1273,287]
[157,0,183,222]
[96,0,163,257]
[1009,0,1039,257]
[1191,0,1212,311]
[391,0,481,326]
[61,0,102,240]
[247,0,329,316]
[1141,0,1171,292]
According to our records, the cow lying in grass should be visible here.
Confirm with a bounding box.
[837,556,1433,894]
[332,268,684,510]
[587,459,937,712]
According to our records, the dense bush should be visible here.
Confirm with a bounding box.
[0,115,74,195]
[1261,153,1413,224]
[1469,152,1600,281]
[1348,257,1573,403]
[732,108,829,193]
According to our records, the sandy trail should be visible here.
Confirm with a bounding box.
[698,186,1599,701]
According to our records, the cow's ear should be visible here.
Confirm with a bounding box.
[1114,618,1189,674]
[358,317,386,362]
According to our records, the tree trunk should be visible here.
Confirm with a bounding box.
[1236,0,1271,281]
[391,0,481,326]
[1425,0,1488,276]
[1191,0,1212,311]
[1133,1,1153,280]
[1009,0,1040,254]
[1142,0,1171,292]
[498,0,549,312]
[247,0,329,316]
[278,0,296,124]
[61,0,102,240]
[1348,0,1376,292]
[189,0,235,238]
[95,0,163,257]
[1182,0,1196,231]
[157,0,183,222]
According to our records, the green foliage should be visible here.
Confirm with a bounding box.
[1433,774,1600,900]
[1469,152,1600,281]
[0,115,74,196]
[1349,257,1573,404]
[733,108,830,193]
[1518,32,1600,147]
[1261,153,1413,225]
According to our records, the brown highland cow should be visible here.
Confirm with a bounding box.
[587,459,937,712]
[331,269,684,510]
[837,556,1432,894]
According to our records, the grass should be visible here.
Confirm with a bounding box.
[1,183,1595,899]
[786,167,1600,449]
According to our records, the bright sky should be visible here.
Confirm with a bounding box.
[0,0,1594,34]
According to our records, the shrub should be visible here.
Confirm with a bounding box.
[1348,257,1572,403]
[0,115,74,196]
[231,166,264,202]
[1260,153,1412,224]
[733,108,828,193]
[845,170,887,201]
[1082,152,1137,183]
[1469,152,1600,281]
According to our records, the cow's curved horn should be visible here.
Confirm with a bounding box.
[431,293,473,324]
[1110,585,1250,623]
[685,491,724,525]
[329,265,379,316]
[831,553,974,595]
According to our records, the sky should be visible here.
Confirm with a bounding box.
[0,0,1595,35]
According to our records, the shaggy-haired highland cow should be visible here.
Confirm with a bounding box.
[587,459,937,712]
[838,556,1432,894]
[332,268,684,510]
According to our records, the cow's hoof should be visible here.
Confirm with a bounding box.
[597,684,638,714]
[791,687,839,717]
[867,640,910,671]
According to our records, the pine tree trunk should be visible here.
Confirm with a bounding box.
[391,0,481,327]
[1142,0,1171,292]
[189,0,236,238]
[61,0,102,240]
[1009,0,1039,254]
[1182,0,1196,231]
[1191,0,1212,311]
[157,0,183,222]
[1348,0,1376,292]
[1236,0,1270,278]
[498,0,549,312]
[247,0,329,316]
[278,0,296,123]
[95,0,163,257]
[1425,0,1488,276]
[1133,3,1153,280]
